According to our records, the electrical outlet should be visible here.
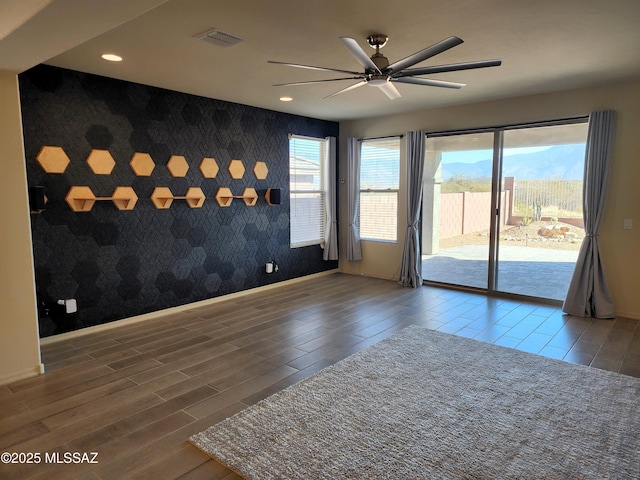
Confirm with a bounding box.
[623,219,632,230]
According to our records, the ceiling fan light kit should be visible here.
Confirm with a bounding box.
[269,33,501,99]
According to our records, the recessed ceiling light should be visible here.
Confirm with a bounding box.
[101,53,123,62]
[280,96,293,102]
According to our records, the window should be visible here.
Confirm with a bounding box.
[289,135,327,247]
[359,137,400,242]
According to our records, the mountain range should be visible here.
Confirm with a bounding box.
[442,144,585,180]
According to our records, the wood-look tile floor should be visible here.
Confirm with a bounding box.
[1,273,638,479]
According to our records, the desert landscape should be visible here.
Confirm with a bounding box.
[440,221,585,252]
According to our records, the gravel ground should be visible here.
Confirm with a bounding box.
[440,221,585,252]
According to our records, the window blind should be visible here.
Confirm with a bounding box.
[360,138,400,242]
[290,135,327,247]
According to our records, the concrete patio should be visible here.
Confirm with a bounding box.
[422,245,579,301]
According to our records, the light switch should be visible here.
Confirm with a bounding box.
[623,219,632,230]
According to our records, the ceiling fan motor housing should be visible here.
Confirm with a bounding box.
[371,53,390,70]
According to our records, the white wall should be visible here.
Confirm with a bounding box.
[339,80,640,320]
[0,71,42,384]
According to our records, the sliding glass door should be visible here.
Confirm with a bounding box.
[422,132,494,289]
[494,123,588,299]
[422,119,588,301]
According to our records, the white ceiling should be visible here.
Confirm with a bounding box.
[2,0,640,122]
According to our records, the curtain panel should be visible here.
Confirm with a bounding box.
[323,136,338,260]
[346,137,362,261]
[399,131,426,287]
[562,110,616,318]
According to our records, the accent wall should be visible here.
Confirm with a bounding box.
[20,65,339,337]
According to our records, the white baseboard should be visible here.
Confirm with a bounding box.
[0,363,44,385]
[41,270,339,346]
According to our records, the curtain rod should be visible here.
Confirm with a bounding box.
[357,134,404,142]
[426,115,589,138]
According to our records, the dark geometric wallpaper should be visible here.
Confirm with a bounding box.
[19,65,339,338]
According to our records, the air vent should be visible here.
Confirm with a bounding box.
[195,28,243,47]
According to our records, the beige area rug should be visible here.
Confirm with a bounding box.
[190,326,640,479]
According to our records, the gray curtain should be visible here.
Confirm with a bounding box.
[323,136,338,260]
[346,137,362,261]
[562,111,616,318]
[399,131,426,287]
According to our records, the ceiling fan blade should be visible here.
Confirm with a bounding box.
[377,81,401,99]
[386,36,464,74]
[396,59,502,77]
[268,60,362,76]
[339,37,381,73]
[324,80,367,99]
[274,77,364,87]
[392,77,466,89]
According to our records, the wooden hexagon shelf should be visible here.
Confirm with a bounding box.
[199,157,219,178]
[215,187,258,207]
[151,186,206,209]
[130,152,155,176]
[66,186,96,212]
[253,161,268,180]
[228,159,245,179]
[66,186,138,212]
[184,187,206,208]
[215,187,233,207]
[241,188,258,206]
[151,187,174,209]
[111,186,138,210]
[86,149,116,175]
[167,155,189,177]
[37,146,70,174]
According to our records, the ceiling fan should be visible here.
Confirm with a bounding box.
[268,34,501,99]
